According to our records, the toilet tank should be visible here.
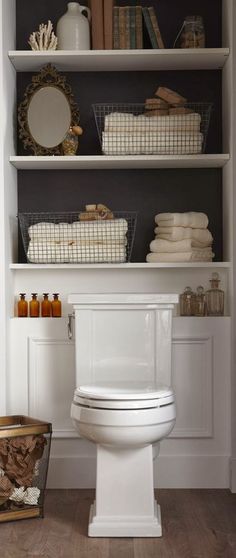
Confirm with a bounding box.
[68,294,178,388]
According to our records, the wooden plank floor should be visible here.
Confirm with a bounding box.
[1,489,236,558]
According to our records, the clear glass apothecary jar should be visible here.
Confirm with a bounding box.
[205,273,224,316]
[174,16,205,49]
[180,286,195,316]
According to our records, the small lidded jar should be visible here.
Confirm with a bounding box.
[205,273,224,316]
[18,293,28,317]
[51,293,62,318]
[194,286,205,317]
[41,293,51,318]
[30,293,40,318]
[180,286,195,316]
[174,16,205,49]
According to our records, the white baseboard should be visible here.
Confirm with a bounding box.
[47,455,230,489]
[230,458,236,492]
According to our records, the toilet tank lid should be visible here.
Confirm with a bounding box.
[68,293,178,305]
[75,382,174,400]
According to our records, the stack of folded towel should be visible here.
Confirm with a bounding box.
[27,219,128,263]
[146,212,214,263]
[102,112,203,155]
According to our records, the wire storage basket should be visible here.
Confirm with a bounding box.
[0,415,51,523]
[93,102,213,155]
[19,211,137,264]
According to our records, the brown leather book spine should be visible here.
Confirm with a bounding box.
[104,0,114,49]
[135,6,143,49]
[89,0,104,50]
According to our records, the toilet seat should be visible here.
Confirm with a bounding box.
[74,383,175,410]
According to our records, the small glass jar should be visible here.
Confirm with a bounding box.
[180,287,195,316]
[205,273,224,316]
[18,293,28,317]
[51,293,62,318]
[194,286,206,317]
[41,293,51,318]
[30,293,40,318]
[62,127,78,155]
[174,16,205,49]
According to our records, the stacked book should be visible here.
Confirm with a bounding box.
[88,2,165,50]
[113,5,165,50]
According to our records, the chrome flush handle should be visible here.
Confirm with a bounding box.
[67,312,75,340]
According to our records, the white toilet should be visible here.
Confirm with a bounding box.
[69,293,178,537]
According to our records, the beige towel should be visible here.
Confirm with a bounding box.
[150,238,212,253]
[27,242,127,264]
[104,112,201,133]
[28,219,128,243]
[155,212,209,229]
[154,226,213,243]
[146,249,214,263]
[102,132,203,156]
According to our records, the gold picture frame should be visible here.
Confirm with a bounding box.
[18,64,80,156]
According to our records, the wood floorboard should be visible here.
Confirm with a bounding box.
[0,489,235,558]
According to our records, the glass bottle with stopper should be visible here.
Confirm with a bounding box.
[52,293,62,317]
[30,293,40,318]
[18,293,28,317]
[180,286,195,316]
[41,293,51,317]
[206,273,224,316]
[194,286,205,317]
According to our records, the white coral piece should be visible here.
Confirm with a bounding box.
[28,20,58,51]
[9,486,40,505]
[23,487,40,506]
[0,467,5,477]
[9,486,25,503]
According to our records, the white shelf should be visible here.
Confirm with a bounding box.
[10,262,231,270]
[8,48,230,72]
[10,154,230,170]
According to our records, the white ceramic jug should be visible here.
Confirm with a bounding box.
[57,2,91,50]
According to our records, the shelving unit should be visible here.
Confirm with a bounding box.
[1,0,235,491]
[10,154,230,170]
[10,262,231,270]
[8,48,230,72]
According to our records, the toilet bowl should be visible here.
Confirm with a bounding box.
[72,383,176,447]
[68,293,178,537]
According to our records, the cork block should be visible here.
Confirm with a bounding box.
[145,98,169,110]
[155,87,187,106]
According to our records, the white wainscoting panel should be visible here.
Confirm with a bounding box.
[28,337,76,438]
[171,335,213,437]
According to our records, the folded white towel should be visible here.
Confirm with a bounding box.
[27,242,127,264]
[104,112,201,133]
[155,212,209,229]
[146,249,214,263]
[28,219,128,243]
[150,238,212,253]
[102,132,203,155]
[154,226,213,243]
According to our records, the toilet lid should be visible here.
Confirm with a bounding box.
[74,382,174,410]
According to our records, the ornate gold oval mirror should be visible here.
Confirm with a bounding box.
[18,64,80,155]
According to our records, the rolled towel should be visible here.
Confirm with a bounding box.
[146,249,214,263]
[154,226,213,244]
[155,212,209,229]
[102,132,203,156]
[104,112,201,133]
[28,219,128,243]
[27,241,127,264]
[150,238,212,253]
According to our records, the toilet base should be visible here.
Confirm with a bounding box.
[88,499,162,538]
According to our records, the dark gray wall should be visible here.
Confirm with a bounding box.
[16,1,223,263]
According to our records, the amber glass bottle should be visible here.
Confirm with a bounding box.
[18,293,28,317]
[51,293,62,318]
[41,293,51,317]
[30,293,40,318]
